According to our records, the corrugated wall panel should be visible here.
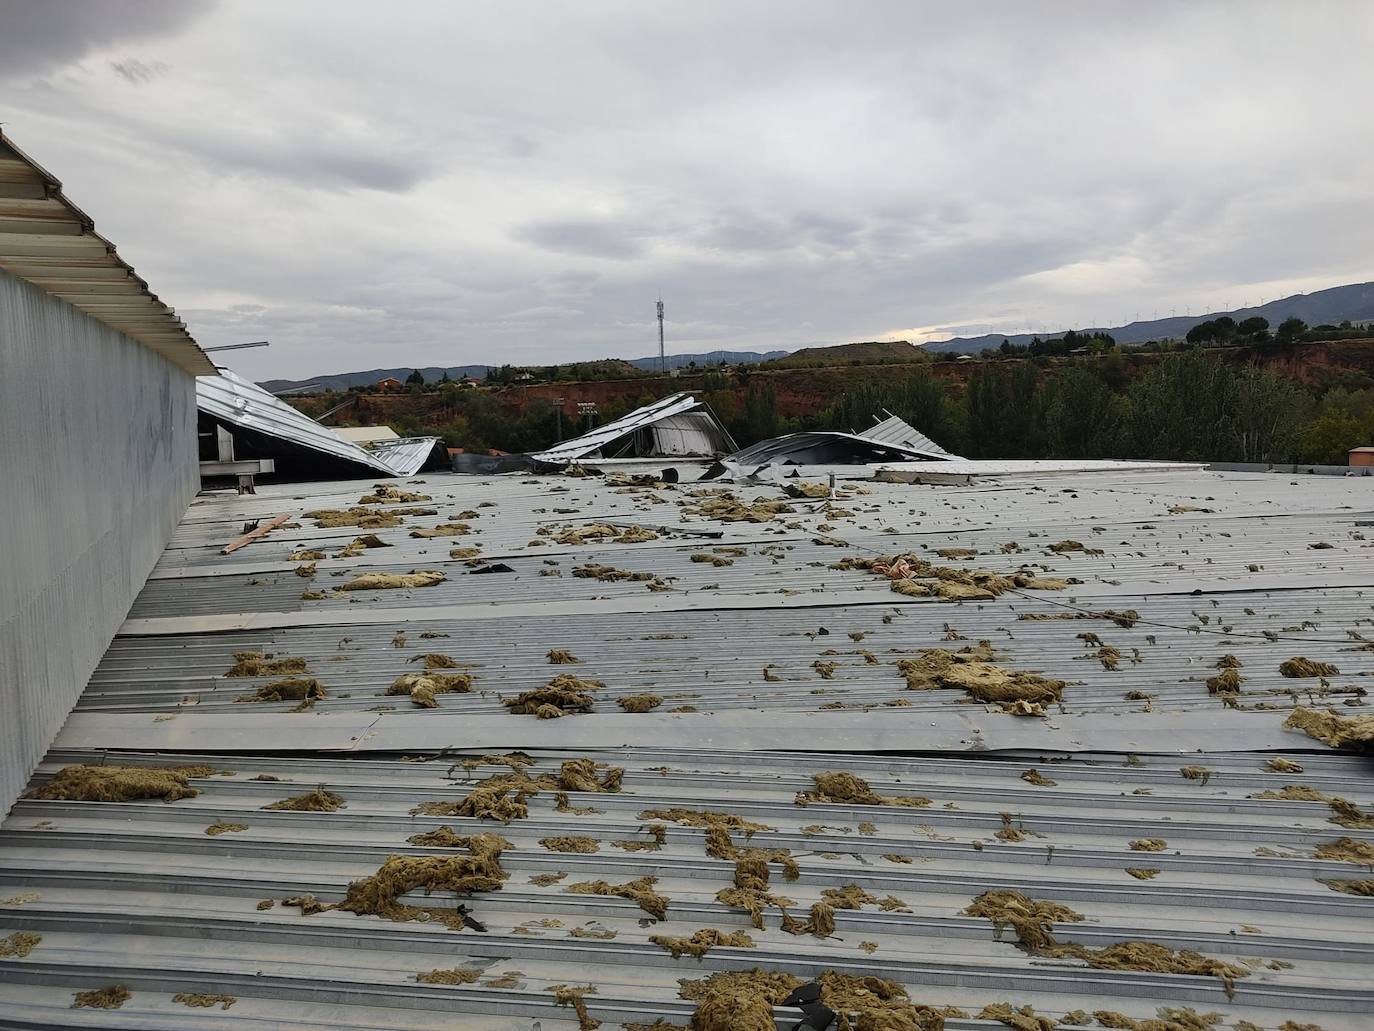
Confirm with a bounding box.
[0,269,197,813]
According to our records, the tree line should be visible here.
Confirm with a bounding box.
[796,351,1370,464]
[361,350,1371,465]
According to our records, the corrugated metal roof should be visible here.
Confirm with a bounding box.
[198,369,439,476]
[529,393,737,464]
[3,466,1371,1029]
[0,131,215,377]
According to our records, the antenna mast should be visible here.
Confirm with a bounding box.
[656,296,665,374]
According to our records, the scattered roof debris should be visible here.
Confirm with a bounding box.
[649,928,755,958]
[172,993,237,1009]
[71,985,131,1009]
[566,875,668,918]
[1279,657,1341,678]
[504,675,602,717]
[387,672,472,707]
[336,569,445,591]
[224,651,308,677]
[0,931,40,958]
[1284,707,1374,749]
[26,764,213,802]
[795,771,931,808]
[263,788,345,812]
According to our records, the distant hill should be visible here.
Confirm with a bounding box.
[626,349,789,370]
[924,281,1374,354]
[260,350,791,393]
[260,365,491,394]
[765,340,923,368]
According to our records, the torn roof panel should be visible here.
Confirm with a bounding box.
[726,428,953,467]
[197,368,438,476]
[862,412,960,458]
[529,392,737,464]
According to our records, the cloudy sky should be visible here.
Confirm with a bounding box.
[3,1,1372,380]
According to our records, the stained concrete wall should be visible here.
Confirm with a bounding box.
[0,269,199,812]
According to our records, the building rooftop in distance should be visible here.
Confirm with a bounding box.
[1,465,1371,1029]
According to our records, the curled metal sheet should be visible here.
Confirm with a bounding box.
[197,368,439,476]
[529,392,737,464]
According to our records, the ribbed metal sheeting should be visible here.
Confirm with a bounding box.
[2,466,1372,1029]
[197,369,439,476]
[1,747,1371,1029]
[0,131,214,376]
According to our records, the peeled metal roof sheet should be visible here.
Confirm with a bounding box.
[529,392,737,464]
[0,131,215,376]
[197,368,439,476]
[3,465,1372,1028]
[861,412,960,458]
[727,428,954,466]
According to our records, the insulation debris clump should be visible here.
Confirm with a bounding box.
[235,677,326,703]
[0,931,41,957]
[337,533,391,557]
[554,523,660,544]
[1278,657,1339,678]
[359,484,431,504]
[224,651,308,677]
[684,493,795,523]
[337,569,445,591]
[173,993,237,1009]
[651,928,755,957]
[337,833,510,928]
[896,642,1065,712]
[541,836,600,853]
[27,764,214,802]
[504,674,602,717]
[963,889,1249,997]
[679,968,950,1031]
[795,771,931,808]
[263,788,346,812]
[567,875,668,918]
[413,760,622,823]
[1283,707,1374,749]
[409,522,472,538]
[303,506,406,529]
[388,672,472,708]
[71,985,131,1009]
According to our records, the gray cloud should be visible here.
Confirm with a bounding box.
[517,219,649,260]
[0,0,214,77]
[1,1,1371,380]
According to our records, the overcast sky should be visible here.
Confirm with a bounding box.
[3,1,1372,380]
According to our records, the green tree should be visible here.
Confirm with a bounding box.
[1126,351,1237,460]
[1276,317,1307,342]
[1044,367,1121,457]
[1232,365,1308,462]
[1298,409,1363,464]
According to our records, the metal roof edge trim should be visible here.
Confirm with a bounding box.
[0,130,216,376]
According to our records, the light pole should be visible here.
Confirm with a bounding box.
[203,340,270,353]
